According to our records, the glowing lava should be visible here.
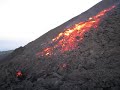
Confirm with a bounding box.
[36,5,115,57]
[16,71,23,77]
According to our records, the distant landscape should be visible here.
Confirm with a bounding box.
[0,50,13,61]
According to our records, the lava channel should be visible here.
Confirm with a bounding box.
[36,5,115,57]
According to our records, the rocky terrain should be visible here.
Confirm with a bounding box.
[0,0,120,90]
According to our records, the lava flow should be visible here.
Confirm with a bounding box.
[36,5,115,57]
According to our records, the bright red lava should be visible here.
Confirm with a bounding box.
[16,71,23,77]
[36,5,115,57]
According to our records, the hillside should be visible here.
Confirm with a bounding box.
[0,0,120,90]
[0,50,13,61]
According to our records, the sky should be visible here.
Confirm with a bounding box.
[0,0,101,51]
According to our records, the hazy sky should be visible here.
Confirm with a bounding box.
[0,0,101,51]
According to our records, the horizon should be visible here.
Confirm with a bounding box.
[0,0,101,51]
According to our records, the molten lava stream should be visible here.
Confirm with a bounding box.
[36,5,115,57]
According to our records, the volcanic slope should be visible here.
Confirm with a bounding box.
[0,0,120,90]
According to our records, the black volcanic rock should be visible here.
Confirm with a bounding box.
[0,47,24,62]
[0,0,120,90]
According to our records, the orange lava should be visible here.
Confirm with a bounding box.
[36,5,115,57]
[16,71,23,77]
